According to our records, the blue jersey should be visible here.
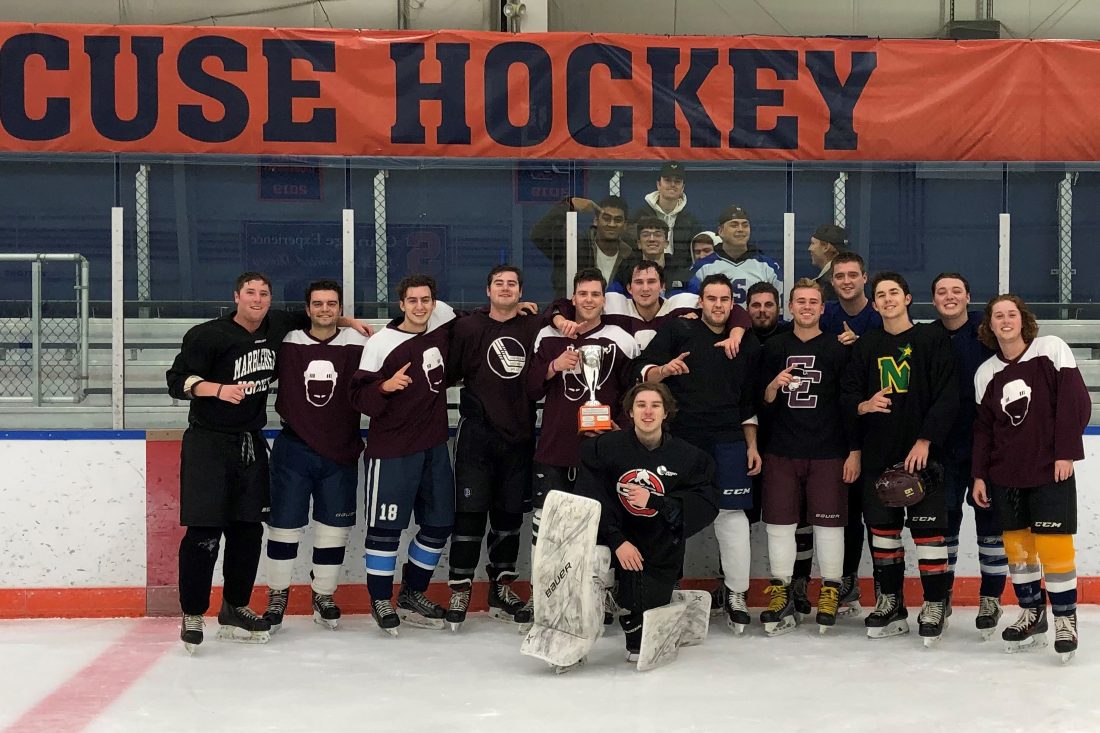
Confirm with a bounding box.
[821,300,882,336]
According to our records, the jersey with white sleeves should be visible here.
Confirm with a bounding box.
[349,302,457,459]
[275,327,367,465]
[972,335,1091,488]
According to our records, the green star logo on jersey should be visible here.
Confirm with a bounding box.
[877,344,912,393]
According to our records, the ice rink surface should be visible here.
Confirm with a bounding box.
[1,607,1098,733]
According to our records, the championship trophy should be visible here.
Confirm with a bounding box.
[577,345,613,432]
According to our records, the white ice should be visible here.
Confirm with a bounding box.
[2,608,1098,733]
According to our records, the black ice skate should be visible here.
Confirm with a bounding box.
[724,588,750,635]
[180,614,204,655]
[917,599,949,647]
[263,588,288,633]
[709,584,726,617]
[370,598,400,636]
[446,582,471,632]
[975,595,1002,640]
[790,576,811,616]
[216,600,272,644]
[396,586,446,630]
[1002,605,1048,654]
[865,592,909,639]
[816,581,841,634]
[1054,613,1077,663]
[760,580,800,637]
[311,590,340,630]
[488,579,531,633]
[837,574,862,618]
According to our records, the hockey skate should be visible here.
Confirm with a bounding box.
[396,586,446,630]
[975,595,1002,640]
[724,588,750,635]
[216,600,271,644]
[263,588,288,633]
[865,592,909,639]
[837,574,862,618]
[1054,613,1077,664]
[488,579,531,632]
[760,581,800,637]
[552,657,586,675]
[370,598,400,637]
[917,599,949,647]
[446,582,471,632]
[517,598,534,634]
[625,650,640,664]
[816,581,841,634]
[790,576,812,616]
[1002,606,1048,654]
[180,614,204,655]
[709,584,725,617]
[311,590,340,630]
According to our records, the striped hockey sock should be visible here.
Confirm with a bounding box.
[402,525,451,593]
[1034,533,1077,617]
[1004,529,1044,608]
[364,528,401,601]
[265,525,302,591]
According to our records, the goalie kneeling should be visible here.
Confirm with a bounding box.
[578,382,720,668]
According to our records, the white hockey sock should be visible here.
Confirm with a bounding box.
[765,523,797,583]
[813,525,845,582]
[265,526,303,591]
[713,509,750,593]
[311,523,351,596]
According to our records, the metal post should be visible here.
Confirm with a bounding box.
[1056,172,1075,318]
[833,172,848,228]
[998,213,1010,294]
[373,170,389,318]
[342,208,355,318]
[80,257,89,399]
[135,164,151,317]
[30,259,41,406]
[565,211,578,294]
[112,207,125,429]
[783,212,795,307]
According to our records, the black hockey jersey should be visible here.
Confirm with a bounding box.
[577,430,719,582]
[841,323,958,475]
[759,330,856,459]
[166,309,305,433]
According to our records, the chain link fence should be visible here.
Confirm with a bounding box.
[833,171,847,228]
[373,169,389,317]
[135,164,152,317]
[0,255,89,403]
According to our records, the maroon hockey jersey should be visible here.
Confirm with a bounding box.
[275,327,368,466]
[527,321,639,468]
[972,335,1091,488]
[349,303,456,459]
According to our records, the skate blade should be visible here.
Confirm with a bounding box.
[818,624,832,636]
[397,610,445,630]
[727,620,747,636]
[1003,636,1048,654]
[267,623,282,635]
[312,612,338,631]
[553,658,586,675]
[764,616,800,637]
[922,635,942,648]
[838,602,862,618]
[626,652,640,664]
[447,621,462,633]
[1060,651,1076,664]
[517,621,533,635]
[978,627,997,641]
[488,608,522,625]
[183,642,198,655]
[866,620,910,639]
[216,627,270,644]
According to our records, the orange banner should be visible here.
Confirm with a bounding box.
[0,24,1096,161]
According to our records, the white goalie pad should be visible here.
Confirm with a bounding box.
[521,491,608,669]
[636,590,710,672]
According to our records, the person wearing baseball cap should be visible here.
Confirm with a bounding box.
[809,224,849,301]
[631,161,701,270]
[688,205,782,307]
